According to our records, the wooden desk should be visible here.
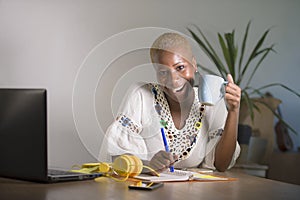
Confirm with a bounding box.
[267,151,300,185]
[1,171,300,200]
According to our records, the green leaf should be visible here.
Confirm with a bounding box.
[188,27,227,76]
[218,33,231,72]
[197,64,219,76]
[258,101,298,135]
[225,31,236,79]
[240,28,271,83]
[255,83,300,98]
[245,45,275,87]
[243,91,256,121]
[238,21,251,80]
[245,86,267,97]
[187,22,299,135]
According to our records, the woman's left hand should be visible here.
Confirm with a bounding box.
[225,74,241,112]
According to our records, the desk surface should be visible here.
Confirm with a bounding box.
[1,171,300,200]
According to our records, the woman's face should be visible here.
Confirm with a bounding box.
[154,50,197,103]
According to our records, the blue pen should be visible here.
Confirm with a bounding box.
[160,127,174,172]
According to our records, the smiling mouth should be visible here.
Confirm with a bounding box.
[172,84,185,93]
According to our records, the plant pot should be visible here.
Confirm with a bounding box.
[237,124,252,144]
[238,96,281,165]
[236,124,252,164]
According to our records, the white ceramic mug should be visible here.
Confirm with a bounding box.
[198,74,228,106]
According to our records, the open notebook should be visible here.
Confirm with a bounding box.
[134,169,229,182]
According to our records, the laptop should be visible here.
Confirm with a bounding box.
[0,88,102,183]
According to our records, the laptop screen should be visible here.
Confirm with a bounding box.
[0,88,48,182]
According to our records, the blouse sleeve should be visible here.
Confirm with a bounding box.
[201,99,241,170]
[99,83,148,162]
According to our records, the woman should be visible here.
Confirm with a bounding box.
[100,32,241,172]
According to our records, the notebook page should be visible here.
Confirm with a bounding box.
[134,169,193,182]
[134,169,228,182]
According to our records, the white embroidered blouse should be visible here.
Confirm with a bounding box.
[99,82,240,170]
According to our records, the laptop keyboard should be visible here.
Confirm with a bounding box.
[48,169,81,175]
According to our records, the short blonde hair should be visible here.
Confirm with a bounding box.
[150,32,193,63]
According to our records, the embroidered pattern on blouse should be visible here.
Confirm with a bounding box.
[116,114,141,134]
[149,83,206,161]
[208,128,223,141]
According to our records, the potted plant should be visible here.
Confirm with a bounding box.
[187,21,300,135]
[188,21,300,164]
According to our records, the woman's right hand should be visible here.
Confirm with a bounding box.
[149,150,178,173]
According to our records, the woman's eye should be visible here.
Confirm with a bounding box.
[176,65,185,71]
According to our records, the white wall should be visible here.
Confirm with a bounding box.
[0,0,299,169]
